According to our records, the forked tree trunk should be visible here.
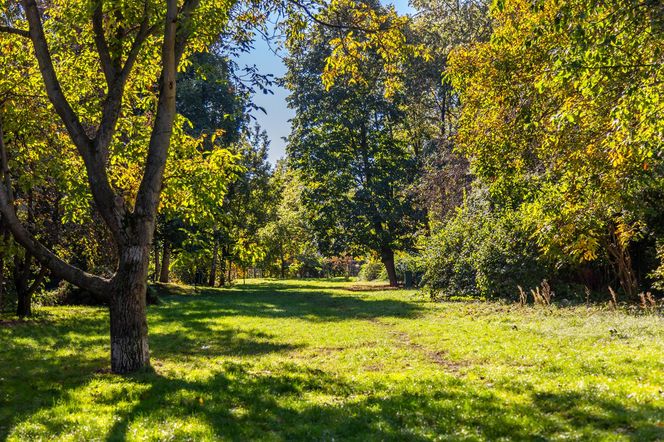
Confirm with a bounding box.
[159,242,170,283]
[380,246,398,287]
[110,246,150,373]
[0,0,192,374]
[14,254,47,318]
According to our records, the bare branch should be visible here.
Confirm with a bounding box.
[288,0,394,34]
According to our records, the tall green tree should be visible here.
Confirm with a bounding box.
[218,124,274,283]
[154,50,248,285]
[285,2,425,286]
[404,0,490,222]
[258,161,315,278]
[447,0,664,296]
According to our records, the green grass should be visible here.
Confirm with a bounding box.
[1,279,663,441]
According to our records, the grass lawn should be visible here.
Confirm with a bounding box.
[1,279,663,441]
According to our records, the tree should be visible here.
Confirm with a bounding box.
[285,2,425,286]
[0,0,235,373]
[154,50,248,285]
[447,0,664,296]
[217,125,274,283]
[403,0,490,222]
[258,161,314,278]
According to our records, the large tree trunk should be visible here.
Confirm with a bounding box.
[208,239,218,286]
[0,0,197,374]
[380,246,398,287]
[159,242,170,283]
[110,246,150,373]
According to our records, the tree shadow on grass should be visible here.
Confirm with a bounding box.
[98,361,664,441]
[150,327,303,360]
[530,390,664,440]
[153,283,424,324]
[0,310,300,441]
[3,309,663,441]
[0,312,108,441]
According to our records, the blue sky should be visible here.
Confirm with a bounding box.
[235,0,416,165]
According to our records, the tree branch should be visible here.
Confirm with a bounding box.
[21,0,125,245]
[0,185,110,295]
[175,0,201,64]
[95,4,154,154]
[21,0,91,149]
[92,0,117,86]
[0,116,109,296]
[288,0,393,34]
[133,0,200,237]
[26,265,48,297]
[0,25,30,38]
[133,0,180,234]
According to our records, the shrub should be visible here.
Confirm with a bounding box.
[421,188,549,300]
[650,240,664,291]
[358,260,385,281]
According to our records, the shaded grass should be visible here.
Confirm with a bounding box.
[1,279,663,441]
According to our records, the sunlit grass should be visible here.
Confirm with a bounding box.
[1,279,663,440]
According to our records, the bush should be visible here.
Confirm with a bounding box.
[650,240,664,291]
[358,260,384,281]
[421,188,549,300]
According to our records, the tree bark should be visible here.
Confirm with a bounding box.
[0,254,4,313]
[607,226,639,299]
[280,244,285,279]
[380,246,398,287]
[208,239,218,286]
[153,243,160,282]
[109,246,150,373]
[159,242,170,283]
[218,246,226,286]
[16,288,31,318]
[15,257,47,318]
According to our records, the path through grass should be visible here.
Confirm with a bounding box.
[1,279,663,440]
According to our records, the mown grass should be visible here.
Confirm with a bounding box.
[1,279,663,441]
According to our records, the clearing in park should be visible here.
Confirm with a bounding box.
[1,279,662,441]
